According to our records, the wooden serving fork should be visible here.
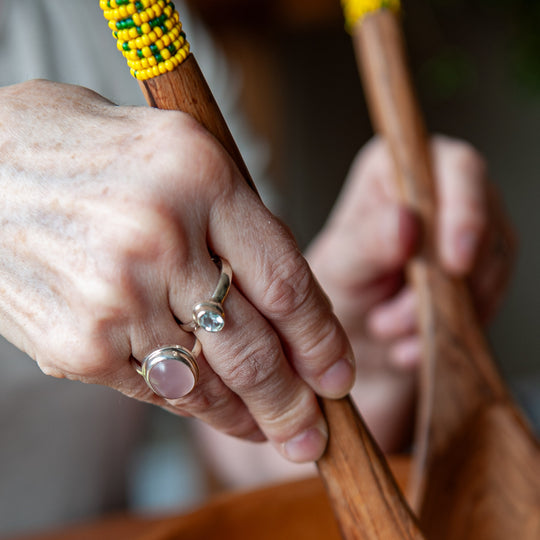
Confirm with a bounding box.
[343,1,540,538]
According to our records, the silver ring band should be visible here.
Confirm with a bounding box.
[182,256,232,333]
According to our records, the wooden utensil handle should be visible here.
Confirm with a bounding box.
[139,55,257,193]
[139,52,423,539]
[317,397,424,539]
[352,9,508,504]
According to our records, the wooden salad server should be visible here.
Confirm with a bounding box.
[100,2,424,538]
[344,2,540,538]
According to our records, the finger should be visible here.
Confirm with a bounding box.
[128,312,264,441]
[210,188,356,404]
[309,203,417,302]
[169,250,329,463]
[367,287,417,340]
[388,336,422,371]
[432,136,488,274]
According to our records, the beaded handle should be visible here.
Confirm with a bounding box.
[100,0,190,80]
[342,0,401,29]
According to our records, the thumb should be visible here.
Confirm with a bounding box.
[308,205,418,294]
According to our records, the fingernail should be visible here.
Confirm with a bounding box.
[318,358,354,397]
[282,423,328,463]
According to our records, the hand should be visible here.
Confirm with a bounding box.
[0,80,356,462]
[306,135,515,450]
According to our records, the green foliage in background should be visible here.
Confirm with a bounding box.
[418,0,540,101]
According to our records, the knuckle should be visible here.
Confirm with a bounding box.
[295,317,344,375]
[111,204,187,263]
[36,334,118,381]
[219,331,284,392]
[449,140,488,182]
[143,112,236,199]
[260,246,314,319]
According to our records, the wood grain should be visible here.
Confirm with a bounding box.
[138,52,424,539]
[352,9,540,539]
[317,398,423,539]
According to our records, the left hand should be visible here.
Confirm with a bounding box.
[306,135,515,450]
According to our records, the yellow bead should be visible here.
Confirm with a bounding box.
[128,27,138,38]
[161,48,171,60]
[159,63,167,74]
[141,22,150,34]
[342,0,401,29]
[132,13,141,26]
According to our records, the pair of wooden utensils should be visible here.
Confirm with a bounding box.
[113,3,539,539]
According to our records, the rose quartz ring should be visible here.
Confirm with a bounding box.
[134,342,201,399]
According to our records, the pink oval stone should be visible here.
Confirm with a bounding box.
[148,358,196,399]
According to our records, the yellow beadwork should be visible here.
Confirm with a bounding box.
[100,0,189,80]
[342,0,401,29]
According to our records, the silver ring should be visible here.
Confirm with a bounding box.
[134,341,201,399]
[182,256,232,333]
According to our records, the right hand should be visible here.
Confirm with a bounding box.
[0,80,356,463]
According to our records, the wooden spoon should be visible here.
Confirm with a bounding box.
[138,55,424,539]
[349,8,540,539]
